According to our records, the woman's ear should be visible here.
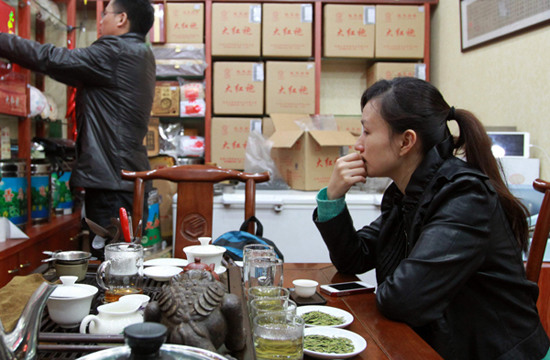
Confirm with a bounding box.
[399,129,418,156]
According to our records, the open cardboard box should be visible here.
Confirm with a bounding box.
[267,113,357,191]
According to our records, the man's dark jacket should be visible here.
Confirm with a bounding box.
[0,33,155,191]
[314,137,549,360]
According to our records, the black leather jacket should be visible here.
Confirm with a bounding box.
[314,137,549,360]
[0,33,155,191]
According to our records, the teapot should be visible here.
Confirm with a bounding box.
[0,281,57,360]
[80,299,143,335]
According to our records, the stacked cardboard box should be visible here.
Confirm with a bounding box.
[367,62,426,87]
[211,3,262,56]
[262,3,313,57]
[213,62,265,115]
[374,5,425,59]
[211,117,262,170]
[165,3,204,43]
[323,5,375,58]
[265,61,315,115]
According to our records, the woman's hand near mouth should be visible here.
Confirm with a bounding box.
[327,152,368,200]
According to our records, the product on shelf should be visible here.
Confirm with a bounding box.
[323,4,375,58]
[374,5,425,59]
[152,43,205,60]
[143,117,160,157]
[149,3,166,44]
[211,3,262,56]
[262,3,313,57]
[213,62,264,115]
[265,61,315,115]
[151,81,180,117]
[366,62,426,87]
[210,117,262,170]
[165,3,204,44]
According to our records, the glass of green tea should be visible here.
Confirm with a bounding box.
[249,298,297,325]
[253,313,304,360]
[247,286,290,302]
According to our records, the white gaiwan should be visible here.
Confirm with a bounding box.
[183,237,226,270]
[46,276,98,328]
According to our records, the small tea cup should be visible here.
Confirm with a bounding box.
[292,279,319,298]
[47,276,98,328]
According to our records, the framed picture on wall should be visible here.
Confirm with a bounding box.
[460,0,550,51]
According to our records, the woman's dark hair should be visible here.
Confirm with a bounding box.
[361,77,529,251]
[113,0,154,36]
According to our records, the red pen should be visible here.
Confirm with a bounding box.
[119,207,131,243]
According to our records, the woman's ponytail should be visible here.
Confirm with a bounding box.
[453,109,529,251]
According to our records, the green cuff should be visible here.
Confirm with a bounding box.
[316,187,346,222]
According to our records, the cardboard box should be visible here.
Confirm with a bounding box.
[213,62,264,115]
[151,81,180,117]
[267,113,356,190]
[166,3,204,43]
[323,5,375,58]
[375,5,425,59]
[211,3,262,56]
[334,116,361,154]
[149,3,166,44]
[265,61,315,115]
[334,116,362,137]
[144,118,160,156]
[262,3,313,57]
[367,62,426,87]
[211,117,262,170]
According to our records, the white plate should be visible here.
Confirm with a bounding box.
[297,305,353,328]
[144,258,188,267]
[234,261,243,267]
[143,266,183,281]
[304,327,367,359]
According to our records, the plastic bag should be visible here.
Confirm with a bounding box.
[159,122,182,158]
[244,130,289,190]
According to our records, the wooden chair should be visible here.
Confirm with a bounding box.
[121,165,270,258]
[525,178,550,283]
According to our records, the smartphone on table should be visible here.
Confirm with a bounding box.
[320,281,375,297]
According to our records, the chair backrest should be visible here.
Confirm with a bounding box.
[121,165,270,259]
[525,178,550,283]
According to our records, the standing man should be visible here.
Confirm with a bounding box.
[0,0,155,258]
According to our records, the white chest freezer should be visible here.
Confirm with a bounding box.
[173,189,382,263]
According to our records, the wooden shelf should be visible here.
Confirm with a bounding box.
[0,211,81,258]
[0,210,81,287]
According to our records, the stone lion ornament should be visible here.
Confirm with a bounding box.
[144,268,246,354]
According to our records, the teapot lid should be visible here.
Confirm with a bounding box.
[74,322,231,360]
[50,276,95,299]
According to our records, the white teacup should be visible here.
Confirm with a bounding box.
[183,237,226,269]
[47,276,98,328]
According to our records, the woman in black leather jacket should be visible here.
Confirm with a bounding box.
[314,77,550,359]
